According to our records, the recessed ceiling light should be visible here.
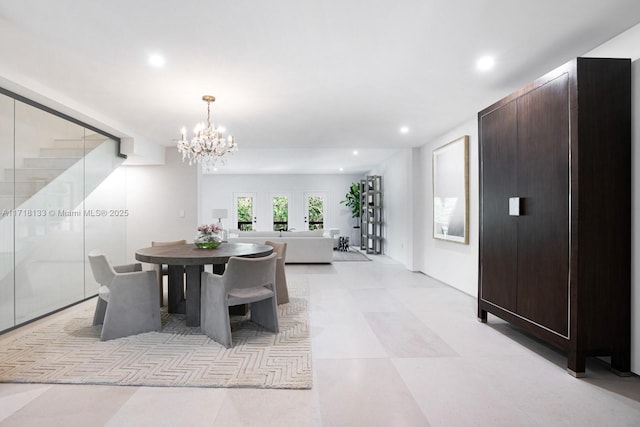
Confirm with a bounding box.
[339,167,344,172]
[400,126,409,134]
[149,53,165,68]
[476,56,495,71]
[353,150,358,155]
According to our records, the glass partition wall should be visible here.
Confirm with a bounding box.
[0,90,125,332]
[0,94,15,330]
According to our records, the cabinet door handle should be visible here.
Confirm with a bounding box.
[509,197,521,216]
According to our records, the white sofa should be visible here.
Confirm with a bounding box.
[227,229,334,263]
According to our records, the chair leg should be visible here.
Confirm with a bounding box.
[93,298,107,326]
[100,300,161,341]
[201,278,233,348]
[99,275,162,341]
[250,297,279,332]
[201,307,233,348]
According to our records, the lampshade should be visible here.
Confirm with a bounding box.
[211,209,228,220]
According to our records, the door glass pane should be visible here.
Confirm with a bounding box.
[307,195,324,230]
[0,93,15,330]
[272,196,288,231]
[237,196,253,231]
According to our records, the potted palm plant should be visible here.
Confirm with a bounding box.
[340,182,361,246]
[340,182,360,219]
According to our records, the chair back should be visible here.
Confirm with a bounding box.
[222,253,277,292]
[151,239,187,247]
[265,240,287,262]
[88,249,116,286]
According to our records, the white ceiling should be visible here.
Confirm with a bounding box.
[2,0,640,174]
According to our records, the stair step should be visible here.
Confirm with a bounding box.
[40,147,86,157]
[0,181,47,194]
[23,157,81,169]
[0,135,110,208]
[52,137,105,149]
[0,181,48,197]
[6,168,66,182]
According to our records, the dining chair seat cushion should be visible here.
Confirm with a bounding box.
[228,287,275,306]
[113,263,142,274]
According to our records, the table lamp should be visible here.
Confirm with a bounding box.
[212,209,228,241]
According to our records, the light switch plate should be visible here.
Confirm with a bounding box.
[509,197,520,216]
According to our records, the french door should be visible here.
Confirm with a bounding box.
[233,192,258,231]
[270,192,290,231]
[303,192,327,230]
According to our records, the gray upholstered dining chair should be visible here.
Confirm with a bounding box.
[265,240,289,304]
[151,239,187,305]
[200,253,279,348]
[88,249,162,341]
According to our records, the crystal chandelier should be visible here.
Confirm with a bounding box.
[178,95,237,168]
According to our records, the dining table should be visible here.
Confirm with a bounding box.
[135,242,273,326]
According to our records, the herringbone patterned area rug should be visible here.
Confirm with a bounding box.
[0,283,311,389]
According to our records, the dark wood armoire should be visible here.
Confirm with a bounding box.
[477,57,631,377]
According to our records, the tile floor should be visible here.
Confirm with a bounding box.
[1,254,640,426]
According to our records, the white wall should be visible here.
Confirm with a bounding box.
[198,173,363,237]
[416,120,479,296]
[124,148,198,263]
[374,125,479,291]
[369,149,413,268]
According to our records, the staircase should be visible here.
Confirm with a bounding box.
[0,136,124,290]
[0,136,105,212]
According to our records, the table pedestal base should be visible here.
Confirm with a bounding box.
[168,265,204,326]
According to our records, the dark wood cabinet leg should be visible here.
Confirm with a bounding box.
[567,350,586,378]
[611,351,631,376]
[478,309,488,323]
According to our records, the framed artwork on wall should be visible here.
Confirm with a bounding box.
[432,135,469,244]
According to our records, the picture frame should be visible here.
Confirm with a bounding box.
[432,135,469,244]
